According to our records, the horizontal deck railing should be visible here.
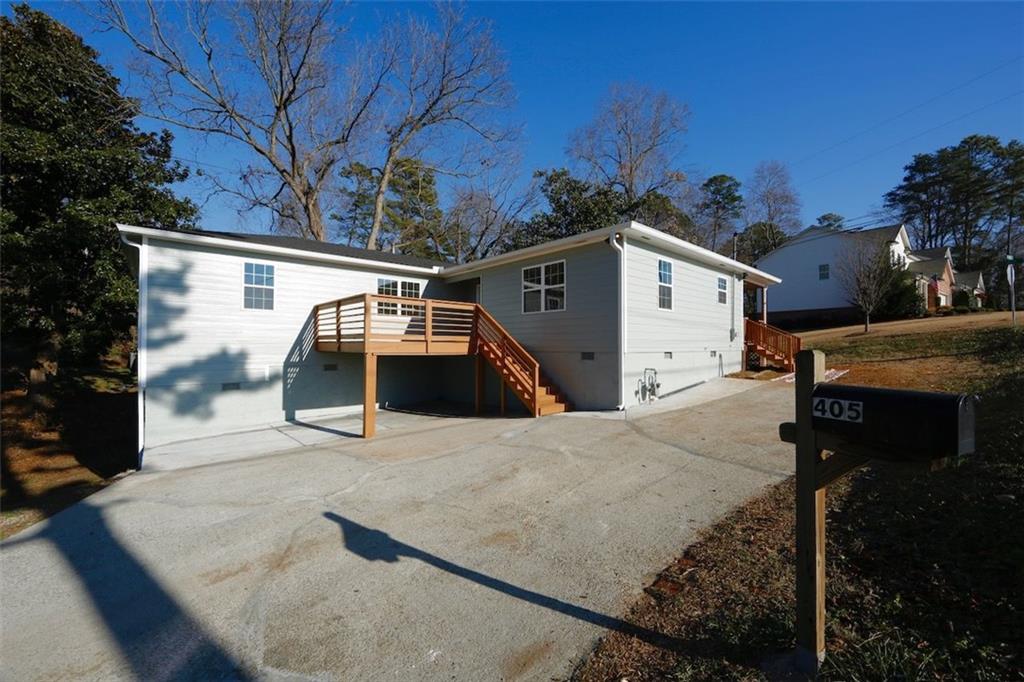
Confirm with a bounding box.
[313,293,543,415]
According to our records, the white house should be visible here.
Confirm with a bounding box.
[118,220,784,464]
[754,224,960,326]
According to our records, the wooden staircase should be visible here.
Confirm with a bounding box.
[744,318,801,372]
[314,294,571,427]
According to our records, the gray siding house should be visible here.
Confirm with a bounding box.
[119,221,781,463]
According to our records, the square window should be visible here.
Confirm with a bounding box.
[718,277,728,291]
[522,260,565,313]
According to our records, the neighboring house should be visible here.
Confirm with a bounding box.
[118,221,783,461]
[954,270,986,308]
[754,224,963,326]
[753,224,910,326]
[906,247,956,310]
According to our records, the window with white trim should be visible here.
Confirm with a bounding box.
[522,260,565,313]
[400,281,421,315]
[658,259,673,310]
[243,262,274,310]
[717,276,728,305]
[819,264,830,280]
[377,278,398,315]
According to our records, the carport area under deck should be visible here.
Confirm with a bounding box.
[314,294,570,439]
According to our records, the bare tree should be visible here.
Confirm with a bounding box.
[745,160,802,251]
[568,83,690,215]
[836,236,901,333]
[94,0,390,240]
[433,166,537,263]
[361,3,515,250]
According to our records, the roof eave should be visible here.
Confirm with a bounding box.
[115,224,443,275]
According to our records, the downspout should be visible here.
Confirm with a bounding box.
[608,228,626,410]
[120,232,147,467]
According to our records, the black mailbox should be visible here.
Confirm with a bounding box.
[809,383,975,462]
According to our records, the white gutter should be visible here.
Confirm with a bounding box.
[608,227,627,410]
[116,223,442,276]
[119,231,147,467]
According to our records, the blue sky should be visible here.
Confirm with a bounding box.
[29,1,1024,233]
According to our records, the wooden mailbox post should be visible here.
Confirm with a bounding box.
[780,349,975,675]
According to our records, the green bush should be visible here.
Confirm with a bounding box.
[937,306,955,316]
[953,290,971,308]
[954,305,970,314]
[878,271,925,320]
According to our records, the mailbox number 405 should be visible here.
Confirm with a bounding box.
[812,397,863,423]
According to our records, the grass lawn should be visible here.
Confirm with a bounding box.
[575,324,1023,681]
[1,359,137,538]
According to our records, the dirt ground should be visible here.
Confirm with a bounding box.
[797,310,1013,343]
[1,362,137,538]
[574,323,1023,681]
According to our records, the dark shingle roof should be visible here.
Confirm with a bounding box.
[907,258,950,278]
[168,228,446,268]
[909,246,950,260]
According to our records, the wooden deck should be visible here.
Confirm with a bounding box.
[745,318,801,372]
[313,294,571,438]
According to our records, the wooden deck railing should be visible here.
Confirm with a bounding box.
[314,294,477,354]
[745,318,801,371]
[313,293,543,415]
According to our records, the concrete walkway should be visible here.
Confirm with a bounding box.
[1,380,795,681]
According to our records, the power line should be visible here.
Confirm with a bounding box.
[804,89,1024,185]
[793,54,1023,167]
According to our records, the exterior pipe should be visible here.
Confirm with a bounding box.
[119,231,147,467]
[608,227,627,410]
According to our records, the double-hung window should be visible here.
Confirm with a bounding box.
[658,259,673,310]
[377,278,398,315]
[717,276,728,304]
[400,281,421,315]
[818,264,830,280]
[522,260,565,313]
[243,262,274,310]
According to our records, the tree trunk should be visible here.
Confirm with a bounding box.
[864,312,871,333]
[306,195,326,241]
[366,154,396,251]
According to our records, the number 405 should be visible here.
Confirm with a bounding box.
[812,397,863,423]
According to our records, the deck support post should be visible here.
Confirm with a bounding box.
[795,349,826,673]
[363,352,377,439]
[475,353,485,415]
[762,286,768,324]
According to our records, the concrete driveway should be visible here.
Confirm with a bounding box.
[1,379,794,681]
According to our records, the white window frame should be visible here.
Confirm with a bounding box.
[400,281,421,316]
[717,276,728,305]
[657,258,673,311]
[521,259,566,314]
[819,263,830,280]
[377,277,399,315]
[243,261,275,311]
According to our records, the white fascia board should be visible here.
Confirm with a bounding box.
[622,222,782,287]
[438,225,626,282]
[116,224,443,276]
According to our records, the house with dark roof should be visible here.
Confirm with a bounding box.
[753,224,911,326]
[753,224,969,326]
[117,221,785,465]
[954,270,986,308]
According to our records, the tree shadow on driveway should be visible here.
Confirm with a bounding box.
[322,511,681,652]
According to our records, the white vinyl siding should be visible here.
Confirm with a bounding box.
[143,239,443,446]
